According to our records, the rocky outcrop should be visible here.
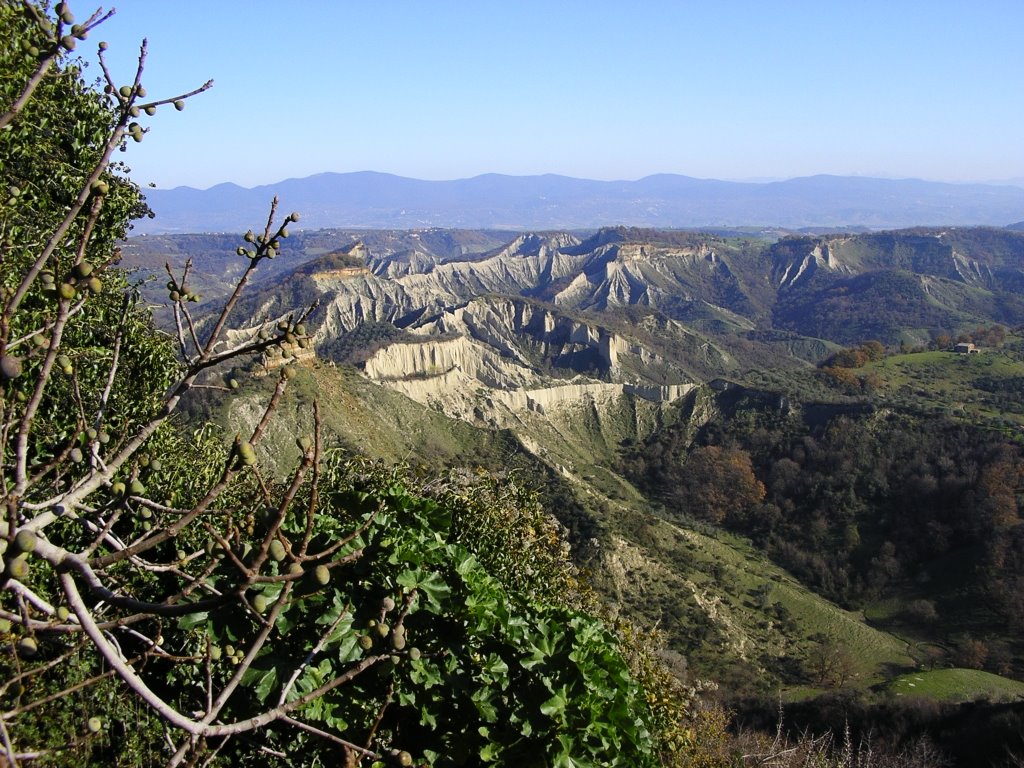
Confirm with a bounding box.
[360,326,695,428]
[362,336,537,391]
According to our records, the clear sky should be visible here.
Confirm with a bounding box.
[88,1,1023,190]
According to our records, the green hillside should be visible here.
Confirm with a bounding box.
[888,669,1024,702]
[206,361,924,700]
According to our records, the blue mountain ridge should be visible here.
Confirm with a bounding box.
[133,171,1024,234]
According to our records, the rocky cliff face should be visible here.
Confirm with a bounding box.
[286,233,743,428]
[232,229,768,433]
[215,224,1024,429]
[358,294,698,426]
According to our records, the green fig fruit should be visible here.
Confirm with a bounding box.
[7,556,29,580]
[56,606,70,621]
[58,282,76,300]
[0,355,22,380]
[314,564,330,585]
[17,636,38,656]
[237,442,257,466]
[129,479,146,496]
[87,277,102,294]
[252,594,268,613]
[358,634,373,650]
[119,85,132,98]
[87,716,102,733]
[173,100,185,111]
[69,447,83,463]
[111,481,126,496]
[72,262,93,279]
[381,596,396,612]
[14,529,37,553]
[60,35,76,50]
[269,539,286,561]
[209,644,222,661]
[408,647,421,661]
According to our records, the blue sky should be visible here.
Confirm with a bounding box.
[91,1,1023,189]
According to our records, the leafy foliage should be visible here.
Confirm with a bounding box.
[0,4,668,766]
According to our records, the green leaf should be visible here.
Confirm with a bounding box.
[240,664,279,704]
[539,686,568,721]
[176,611,209,630]
[396,567,451,610]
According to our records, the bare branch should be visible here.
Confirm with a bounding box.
[278,602,351,705]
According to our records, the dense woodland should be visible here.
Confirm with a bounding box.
[623,401,1024,638]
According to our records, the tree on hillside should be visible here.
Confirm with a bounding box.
[676,445,766,525]
[0,3,673,766]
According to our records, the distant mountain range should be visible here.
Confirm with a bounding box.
[133,172,1024,235]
